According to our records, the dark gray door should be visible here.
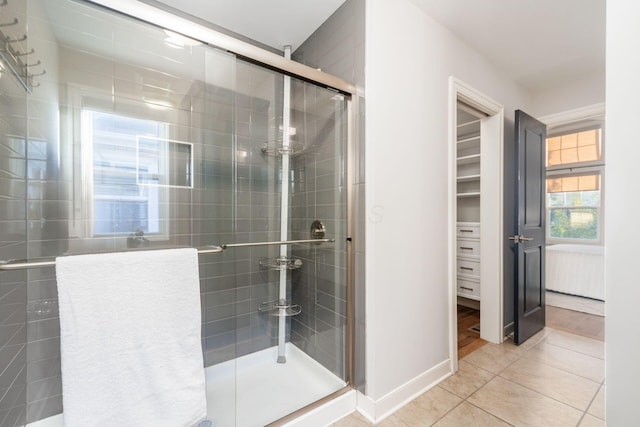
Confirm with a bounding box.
[513,110,547,345]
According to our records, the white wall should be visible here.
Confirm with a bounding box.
[364,0,530,409]
[529,70,605,118]
[605,0,640,424]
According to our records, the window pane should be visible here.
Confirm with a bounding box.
[89,110,167,236]
[546,174,600,193]
[546,175,601,241]
[549,208,599,240]
[546,129,601,166]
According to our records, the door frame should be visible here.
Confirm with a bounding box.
[448,77,504,372]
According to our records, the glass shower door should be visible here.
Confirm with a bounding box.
[201,57,350,426]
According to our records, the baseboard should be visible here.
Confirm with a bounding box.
[356,359,452,423]
[282,389,357,427]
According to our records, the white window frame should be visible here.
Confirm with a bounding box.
[546,166,604,245]
[543,109,605,246]
[65,84,179,241]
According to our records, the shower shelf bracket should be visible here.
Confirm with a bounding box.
[258,299,302,317]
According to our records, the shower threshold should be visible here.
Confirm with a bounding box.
[27,343,346,427]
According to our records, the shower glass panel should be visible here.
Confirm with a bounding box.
[0,0,349,425]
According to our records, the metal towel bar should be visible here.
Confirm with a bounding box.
[222,238,334,249]
[0,238,335,270]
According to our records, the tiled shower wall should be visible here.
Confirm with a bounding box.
[0,34,28,427]
[291,0,366,388]
[0,1,296,424]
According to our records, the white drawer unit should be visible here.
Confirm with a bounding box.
[457,258,480,278]
[456,238,480,258]
[457,277,480,300]
[456,222,480,239]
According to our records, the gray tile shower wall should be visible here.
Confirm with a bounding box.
[9,3,288,422]
[0,7,28,426]
[291,0,365,385]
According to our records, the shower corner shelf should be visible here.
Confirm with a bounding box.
[258,299,302,317]
[259,256,303,270]
[261,140,305,156]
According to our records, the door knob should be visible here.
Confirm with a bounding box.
[508,235,533,244]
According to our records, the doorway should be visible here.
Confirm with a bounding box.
[448,77,504,371]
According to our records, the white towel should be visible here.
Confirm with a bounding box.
[56,248,207,427]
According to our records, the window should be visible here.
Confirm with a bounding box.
[545,127,604,244]
[547,174,601,241]
[85,109,169,236]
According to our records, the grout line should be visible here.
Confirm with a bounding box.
[465,401,516,426]
[584,382,606,422]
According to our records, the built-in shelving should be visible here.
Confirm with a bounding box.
[457,174,481,183]
[456,154,481,165]
[456,192,481,198]
[456,106,483,302]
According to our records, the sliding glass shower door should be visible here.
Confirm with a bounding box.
[200,53,349,427]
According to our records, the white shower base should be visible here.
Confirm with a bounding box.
[28,343,345,427]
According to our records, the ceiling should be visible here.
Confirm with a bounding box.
[152,0,604,93]
[409,0,606,92]
[154,0,348,52]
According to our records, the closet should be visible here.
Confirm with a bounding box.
[456,103,486,304]
[455,102,487,356]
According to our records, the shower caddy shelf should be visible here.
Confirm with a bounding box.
[258,299,302,317]
[259,256,302,270]
[261,140,305,156]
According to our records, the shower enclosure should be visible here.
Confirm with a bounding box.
[0,0,353,425]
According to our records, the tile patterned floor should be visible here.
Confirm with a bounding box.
[333,327,605,426]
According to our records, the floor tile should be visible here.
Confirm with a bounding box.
[461,343,520,374]
[579,414,606,427]
[334,411,372,426]
[468,376,583,427]
[546,306,604,341]
[440,360,494,399]
[515,327,555,351]
[432,402,511,427]
[393,386,462,427]
[500,357,600,411]
[524,342,605,383]
[377,414,408,427]
[544,330,605,359]
[587,385,605,420]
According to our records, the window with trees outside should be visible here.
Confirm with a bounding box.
[546,128,604,243]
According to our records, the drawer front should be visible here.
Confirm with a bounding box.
[457,278,480,299]
[456,224,480,239]
[457,258,480,278]
[456,239,480,258]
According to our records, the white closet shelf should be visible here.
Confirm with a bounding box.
[456,119,481,128]
[456,154,481,164]
[457,135,480,144]
[457,192,481,198]
[457,174,481,183]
